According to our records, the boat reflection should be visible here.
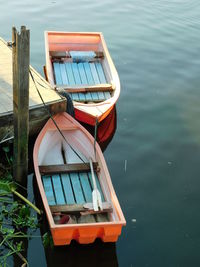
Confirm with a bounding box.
[44,238,118,267]
[79,105,117,152]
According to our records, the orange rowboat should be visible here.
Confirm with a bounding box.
[33,112,125,245]
[44,31,120,126]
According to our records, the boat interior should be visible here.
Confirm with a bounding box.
[38,129,112,225]
[46,32,115,103]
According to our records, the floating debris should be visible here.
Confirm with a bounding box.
[125,159,127,172]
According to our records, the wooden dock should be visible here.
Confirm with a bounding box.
[0,37,66,142]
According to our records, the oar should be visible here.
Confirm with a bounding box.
[89,158,103,211]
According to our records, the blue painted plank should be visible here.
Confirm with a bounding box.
[83,63,93,101]
[53,62,62,85]
[71,63,81,84]
[83,62,99,101]
[65,63,75,85]
[78,63,88,84]
[89,63,103,101]
[42,176,56,205]
[104,91,111,100]
[70,173,85,204]
[60,63,69,85]
[95,62,107,83]
[65,63,79,100]
[72,63,85,101]
[79,172,92,202]
[95,62,108,100]
[61,173,75,204]
[89,63,100,83]
[88,172,105,201]
[83,63,94,84]
[52,174,66,205]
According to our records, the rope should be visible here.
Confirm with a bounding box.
[29,69,86,164]
[94,117,99,160]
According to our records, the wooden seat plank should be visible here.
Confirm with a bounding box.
[61,173,75,204]
[59,63,69,85]
[52,174,66,205]
[72,63,85,102]
[79,172,92,202]
[70,173,85,204]
[53,62,62,85]
[50,202,112,213]
[39,162,99,175]
[42,175,56,205]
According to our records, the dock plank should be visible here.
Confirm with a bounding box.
[0,38,65,132]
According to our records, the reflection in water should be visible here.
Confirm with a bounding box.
[44,238,118,267]
[33,176,118,267]
[79,106,117,152]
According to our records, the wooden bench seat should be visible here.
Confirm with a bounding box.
[39,162,99,175]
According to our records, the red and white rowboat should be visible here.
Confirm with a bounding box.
[44,31,120,126]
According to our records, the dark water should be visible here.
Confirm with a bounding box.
[1,0,200,266]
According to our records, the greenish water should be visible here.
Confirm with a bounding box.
[1,0,200,266]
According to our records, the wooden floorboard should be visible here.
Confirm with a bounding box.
[42,176,56,205]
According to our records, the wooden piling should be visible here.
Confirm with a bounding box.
[12,26,30,184]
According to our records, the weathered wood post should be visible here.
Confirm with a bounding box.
[12,26,30,184]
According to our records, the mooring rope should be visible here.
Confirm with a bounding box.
[94,117,99,160]
[29,69,86,164]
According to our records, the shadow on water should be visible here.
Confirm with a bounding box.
[44,241,118,267]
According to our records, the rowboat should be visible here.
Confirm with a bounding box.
[33,112,125,245]
[44,31,120,126]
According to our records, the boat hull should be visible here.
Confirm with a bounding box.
[33,112,125,245]
[51,224,122,246]
[75,104,114,125]
[44,31,120,126]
